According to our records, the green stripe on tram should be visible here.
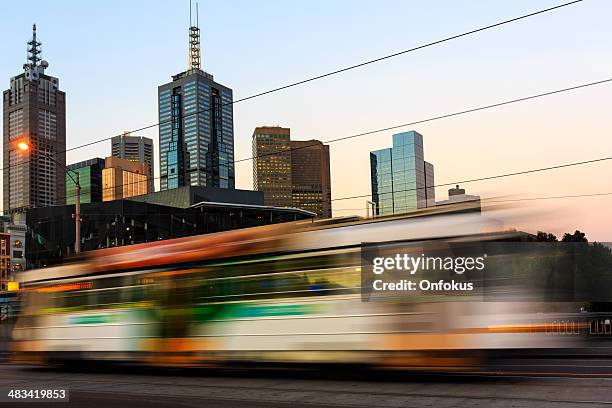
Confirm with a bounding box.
[195,303,323,321]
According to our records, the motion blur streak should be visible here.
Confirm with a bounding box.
[11,202,604,371]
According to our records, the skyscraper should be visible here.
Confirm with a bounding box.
[370,131,435,216]
[252,126,332,218]
[3,25,66,219]
[102,156,150,202]
[158,12,234,191]
[66,158,105,205]
[111,132,154,191]
[252,126,293,207]
[290,140,332,218]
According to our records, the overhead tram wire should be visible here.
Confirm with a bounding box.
[18,191,612,218]
[39,150,612,213]
[0,0,584,174]
[297,153,612,206]
[235,77,612,164]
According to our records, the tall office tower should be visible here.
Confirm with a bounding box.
[66,158,106,205]
[252,126,293,207]
[111,132,154,191]
[252,127,332,218]
[290,140,332,218]
[370,131,435,216]
[102,156,150,201]
[158,10,234,191]
[2,25,66,220]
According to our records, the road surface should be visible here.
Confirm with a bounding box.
[1,363,612,407]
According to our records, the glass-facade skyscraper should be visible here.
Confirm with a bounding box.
[158,70,234,191]
[66,158,105,205]
[158,15,235,191]
[370,131,435,216]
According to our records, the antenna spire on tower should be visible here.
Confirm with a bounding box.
[188,1,201,70]
[27,23,42,68]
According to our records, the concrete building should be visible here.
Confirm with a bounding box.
[102,156,150,201]
[111,133,154,191]
[2,25,66,221]
[6,223,26,275]
[252,127,332,218]
[252,127,293,207]
[290,140,332,218]
[0,233,10,292]
[158,17,234,191]
[436,184,481,211]
[66,158,105,205]
[370,131,435,216]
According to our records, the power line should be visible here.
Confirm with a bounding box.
[230,0,584,104]
[1,0,584,174]
[239,77,612,163]
[332,191,612,212]
[297,153,612,207]
[489,191,612,203]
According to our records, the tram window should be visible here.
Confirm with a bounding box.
[195,267,359,303]
[126,286,145,303]
[95,289,120,306]
[96,277,123,289]
[62,292,86,309]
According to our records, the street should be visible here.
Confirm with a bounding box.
[1,362,612,407]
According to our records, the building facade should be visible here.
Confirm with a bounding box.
[102,156,150,201]
[66,158,105,205]
[111,133,154,191]
[158,20,234,191]
[370,131,435,216]
[2,25,66,221]
[0,233,10,292]
[252,127,332,218]
[290,140,332,218]
[252,127,293,207]
[436,184,481,212]
[6,223,26,275]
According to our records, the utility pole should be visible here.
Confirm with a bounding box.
[16,141,81,254]
[74,172,80,254]
[366,200,377,218]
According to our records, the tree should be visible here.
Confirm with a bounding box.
[535,231,558,242]
[561,230,587,242]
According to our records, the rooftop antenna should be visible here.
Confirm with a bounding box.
[188,1,201,70]
[26,23,42,69]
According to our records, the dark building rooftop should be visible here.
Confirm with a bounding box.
[126,185,265,208]
[26,198,314,268]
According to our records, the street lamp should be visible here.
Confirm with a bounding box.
[16,141,81,254]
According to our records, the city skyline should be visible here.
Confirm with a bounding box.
[0,1,611,240]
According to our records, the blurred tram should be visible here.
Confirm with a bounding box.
[12,207,583,370]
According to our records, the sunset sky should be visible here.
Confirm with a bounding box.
[1,0,610,240]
